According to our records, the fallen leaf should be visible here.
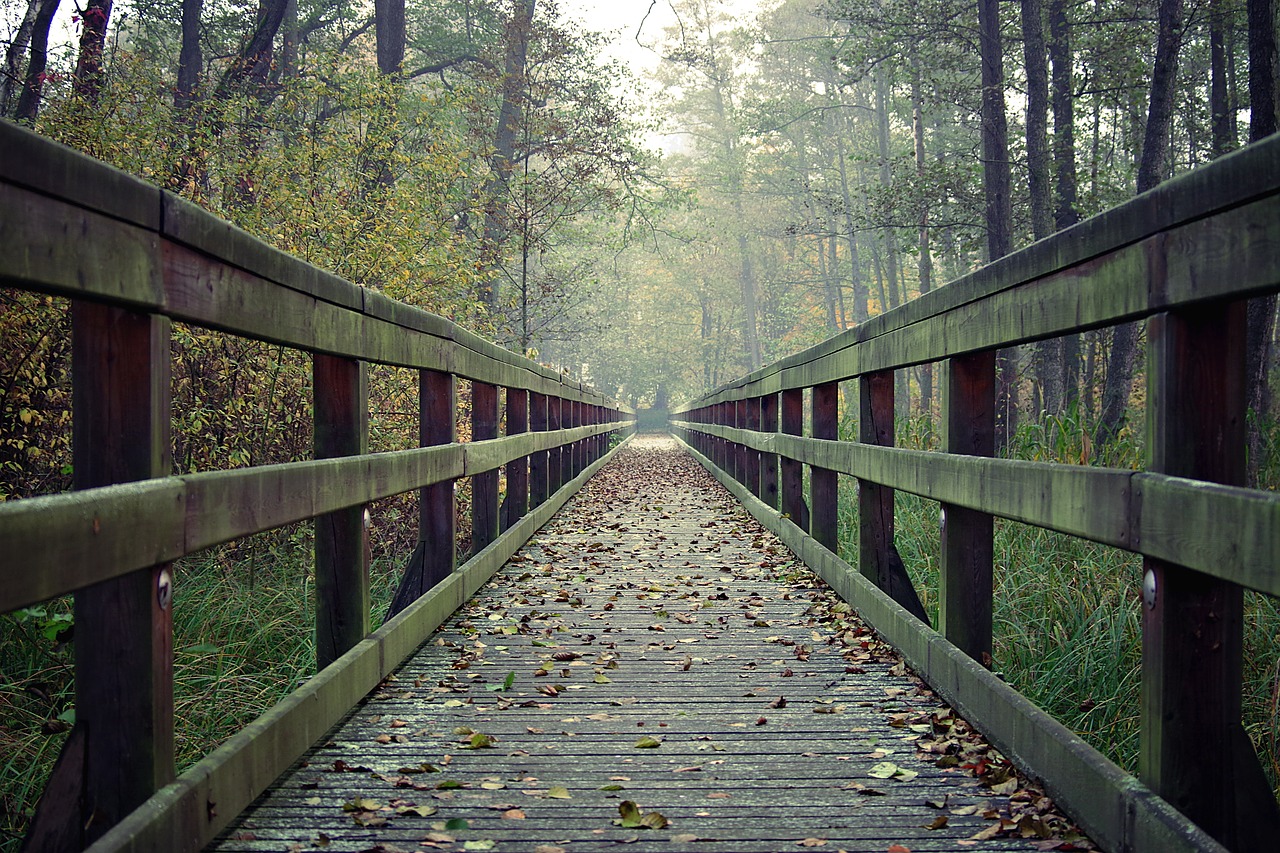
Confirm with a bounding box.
[634,735,663,748]
[546,785,572,799]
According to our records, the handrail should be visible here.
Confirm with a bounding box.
[671,134,1280,853]
[0,120,635,851]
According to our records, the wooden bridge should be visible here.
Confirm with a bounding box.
[0,117,1278,853]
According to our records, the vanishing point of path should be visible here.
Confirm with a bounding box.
[211,436,1092,853]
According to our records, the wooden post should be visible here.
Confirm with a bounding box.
[940,351,995,665]
[548,396,563,494]
[385,370,455,620]
[314,354,369,669]
[560,398,575,485]
[504,389,528,531]
[1142,302,1278,849]
[34,304,175,849]
[810,382,839,552]
[759,393,779,509]
[859,371,929,623]
[744,395,761,497]
[530,391,549,507]
[781,388,809,530]
[471,381,499,553]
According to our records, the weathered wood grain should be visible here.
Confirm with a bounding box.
[0,425,628,612]
[1140,304,1279,849]
[207,438,1067,853]
[672,431,1226,853]
[84,436,634,853]
[314,354,371,669]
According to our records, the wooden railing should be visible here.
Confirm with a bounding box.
[672,135,1280,853]
[0,120,633,852]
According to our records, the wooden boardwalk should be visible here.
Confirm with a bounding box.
[211,436,1086,853]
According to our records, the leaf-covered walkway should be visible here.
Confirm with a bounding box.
[210,436,1090,853]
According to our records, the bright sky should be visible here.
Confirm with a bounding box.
[562,0,764,71]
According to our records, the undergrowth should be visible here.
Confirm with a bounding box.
[837,411,1280,802]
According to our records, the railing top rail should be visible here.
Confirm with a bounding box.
[0,120,617,406]
[675,133,1280,409]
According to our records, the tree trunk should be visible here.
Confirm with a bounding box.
[1247,0,1278,483]
[175,0,204,113]
[13,0,60,123]
[1096,0,1184,455]
[375,0,406,75]
[480,0,536,311]
[1210,0,1234,156]
[834,110,867,324]
[1,0,42,116]
[911,58,933,416]
[1024,0,1062,421]
[73,0,113,102]
[217,0,291,100]
[979,0,1016,448]
[1049,0,1080,410]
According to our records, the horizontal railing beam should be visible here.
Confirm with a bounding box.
[673,421,1280,598]
[0,423,626,612]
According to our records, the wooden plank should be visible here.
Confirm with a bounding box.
[82,436,633,853]
[810,382,838,553]
[505,388,529,530]
[744,395,761,497]
[530,392,549,507]
[780,389,808,531]
[0,119,160,228]
[674,433,1227,853]
[471,381,500,554]
[66,304,174,848]
[0,182,162,310]
[313,354,370,670]
[939,352,994,666]
[1141,302,1278,849]
[857,372,928,623]
[759,393,779,509]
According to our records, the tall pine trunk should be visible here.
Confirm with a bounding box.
[1247,0,1278,483]
[1049,0,1080,411]
[1095,0,1183,456]
[979,0,1016,448]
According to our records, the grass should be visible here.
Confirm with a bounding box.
[836,411,1280,801]
[0,515,414,852]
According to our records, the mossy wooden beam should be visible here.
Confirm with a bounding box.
[0,423,626,611]
[672,421,1280,598]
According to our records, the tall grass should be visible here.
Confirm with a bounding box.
[837,411,1280,799]
[0,518,411,852]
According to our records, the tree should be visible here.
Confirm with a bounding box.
[1095,0,1184,454]
[11,0,60,122]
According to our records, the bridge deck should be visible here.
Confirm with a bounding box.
[210,436,1086,853]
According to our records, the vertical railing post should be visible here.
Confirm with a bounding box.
[810,381,839,552]
[530,391,549,507]
[548,395,563,494]
[314,353,370,668]
[859,371,895,585]
[505,388,528,530]
[41,304,175,848]
[759,393,779,509]
[859,371,929,621]
[745,395,761,497]
[781,388,809,530]
[471,380,499,553]
[386,370,455,620]
[940,351,995,664]
[561,397,576,484]
[1142,302,1277,848]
